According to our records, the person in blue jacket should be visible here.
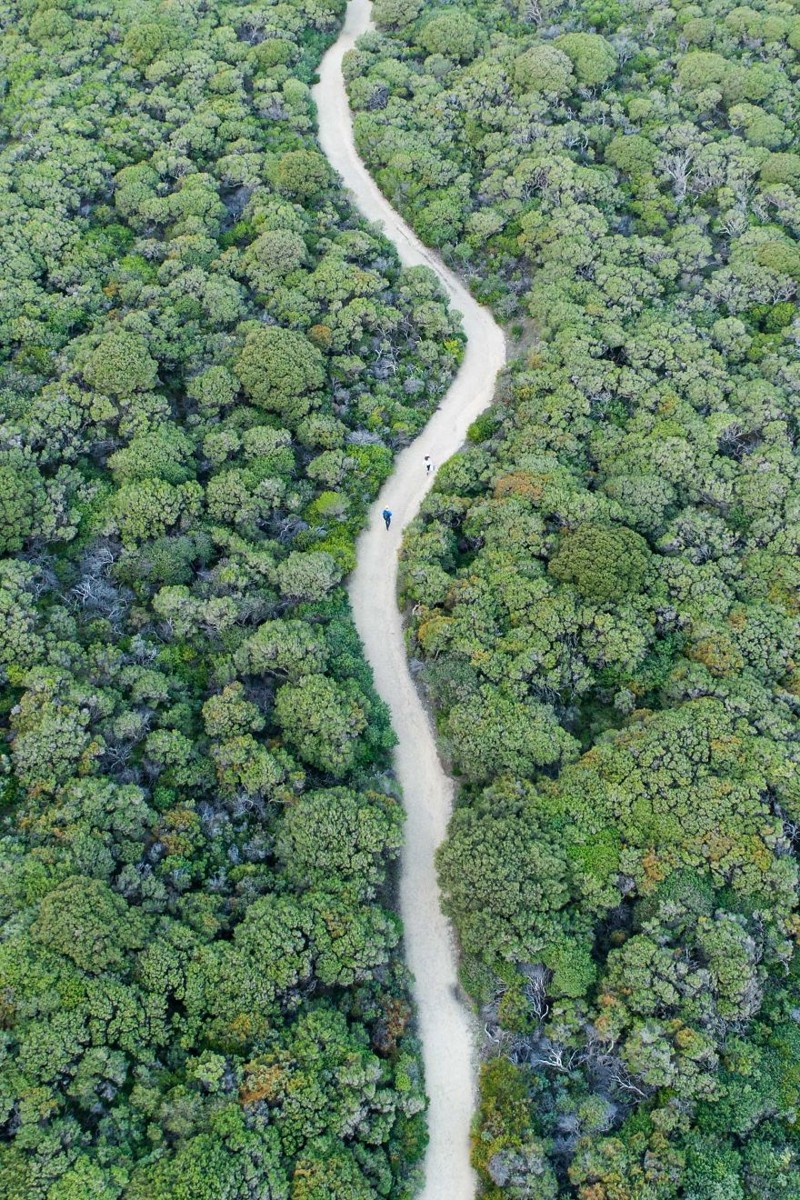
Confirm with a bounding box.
[382,508,392,530]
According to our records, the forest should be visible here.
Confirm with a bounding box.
[5,0,800,1192]
[347,0,800,1196]
[0,0,465,1195]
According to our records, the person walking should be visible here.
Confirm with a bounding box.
[424,455,433,475]
[382,508,392,530]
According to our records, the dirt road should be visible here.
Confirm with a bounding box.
[314,7,506,1196]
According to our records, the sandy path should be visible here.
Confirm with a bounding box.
[313,6,506,1197]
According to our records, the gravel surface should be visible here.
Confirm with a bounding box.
[314,10,506,1196]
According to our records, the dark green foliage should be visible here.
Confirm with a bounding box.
[553,32,617,86]
[80,331,159,396]
[234,326,326,423]
[548,523,651,603]
[418,8,481,61]
[0,0,465,1192]
[514,44,575,96]
[349,0,800,1193]
[273,149,331,199]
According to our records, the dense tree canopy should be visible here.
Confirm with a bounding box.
[348,0,800,1194]
[0,0,465,1193]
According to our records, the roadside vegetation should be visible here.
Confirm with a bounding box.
[0,0,464,1195]
[348,0,800,1194]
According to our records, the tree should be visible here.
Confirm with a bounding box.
[234,619,329,680]
[438,805,575,965]
[234,326,326,422]
[548,522,651,602]
[0,454,47,553]
[10,678,102,794]
[0,0,458,1192]
[110,480,202,545]
[342,0,800,1193]
[276,787,402,897]
[210,735,287,798]
[241,1007,385,1157]
[40,1155,124,1200]
[554,32,617,86]
[80,331,158,395]
[605,133,659,178]
[107,423,195,484]
[31,877,147,974]
[276,551,341,601]
[202,682,264,739]
[186,365,238,414]
[211,894,316,1028]
[372,0,422,30]
[475,1059,559,1200]
[137,1121,287,1200]
[274,150,330,200]
[0,561,44,671]
[290,1146,374,1200]
[122,19,187,68]
[514,45,575,96]
[274,675,368,776]
[241,229,307,290]
[418,10,481,62]
[444,686,578,784]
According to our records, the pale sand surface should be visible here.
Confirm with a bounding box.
[314,9,507,1196]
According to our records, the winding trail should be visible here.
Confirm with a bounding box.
[314,6,506,1197]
